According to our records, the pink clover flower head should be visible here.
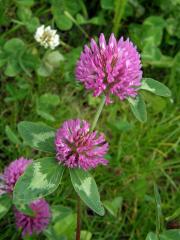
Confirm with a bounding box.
[3,157,32,193]
[55,119,108,170]
[76,33,142,104]
[14,199,51,236]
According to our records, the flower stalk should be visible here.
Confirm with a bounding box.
[76,196,81,240]
[91,95,106,131]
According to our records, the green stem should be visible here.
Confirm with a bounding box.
[78,0,88,18]
[76,196,81,240]
[113,0,127,36]
[91,95,106,131]
[2,24,21,38]
[60,40,72,50]
[64,11,89,39]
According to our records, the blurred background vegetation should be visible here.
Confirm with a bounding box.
[0,0,179,239]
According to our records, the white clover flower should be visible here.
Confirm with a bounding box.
[34,25,60,50]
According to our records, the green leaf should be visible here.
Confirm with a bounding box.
[26,16,39,32]
[36,109,55,122]
[15,202,35,217]
[128,94,147,122]
[160,230,180,240]
[0,38,36,77]
[38,93,60,107]
[81,231,92,240]
[20,50,39,72]
[142,16,166,47]
[141,78,171,97]
[5,82,28,102]
[108,120,133,132]
[103,196,123,217]
[36,93,60,122]
[53,212,76,238]
[17,6,32,22]
[51,205,73,222]
[44,226,61,240]
[37,62,53,77]
[5,59,21,77]
[44,51,64,68]
[142,91,167,114]
[13,157,64,206]
[129,16,167,55]
[17,7,39,33]
[142,43,161,61]
[100,0,114,10]
[142,44,173,68]
[37,51,63,77]
[46,205,75,239]
[18,121,56,153]
[146,230,180,240]
[87,15,106,26]
[4,38,25,54]
[16,0,35,7]
[166,207,180,221]
[76,14,106,26]
[5,125,21,145]
[0,194,12,220]
[129,23,143,49]
[146,232,158,240]
[54,14,73,31]
[70,168,105,216]
[51,0,81,31]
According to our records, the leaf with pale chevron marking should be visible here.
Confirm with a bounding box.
[18,121,56,153]
[0,194,12,220]
[70,168,104,216]
[141,78,171,97]
[13,157,64,208]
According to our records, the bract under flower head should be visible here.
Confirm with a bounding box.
[55,119,108,170]
[76,33,142,104]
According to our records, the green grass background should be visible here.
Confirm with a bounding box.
[0,0,179,239]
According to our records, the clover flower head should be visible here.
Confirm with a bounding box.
[76,33,142,104]
[14,199,51,236]
[55,119,108,170]
[34,25,60,49]
[3,157,32,193]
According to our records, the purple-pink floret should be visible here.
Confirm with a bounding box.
[76,33,142,104]
[14,199,51,236]
[55,119,109,170]
[3,157,32,193]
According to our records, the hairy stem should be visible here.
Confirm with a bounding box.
[76,196,81,240]
[91,95,106,131]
